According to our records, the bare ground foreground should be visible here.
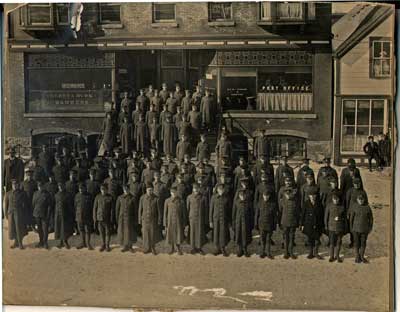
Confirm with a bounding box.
[3,165,392,311]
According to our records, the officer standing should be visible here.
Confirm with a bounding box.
[93,184,114,252]
[74,183,94,250]
[32,181,52,249]
[232,190,253,257]
[54,182,74,249]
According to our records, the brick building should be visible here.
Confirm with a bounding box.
[4,2,333,160]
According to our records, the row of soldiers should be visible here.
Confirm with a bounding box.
[100,83,217,157]
[4,140,373,263]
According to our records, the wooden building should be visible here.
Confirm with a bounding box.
[332,3,395,165]
[4,2,332,160]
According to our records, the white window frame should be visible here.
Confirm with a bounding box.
[152,3,176,23]
[371,39,391,78]
[340,98,387,154]
[56,3,70,26]
[27,3,53,26]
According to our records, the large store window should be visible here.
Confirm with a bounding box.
[341,99,386,153]
[26,53,113,113]
[268,136,306,159]
[257,67,313,112]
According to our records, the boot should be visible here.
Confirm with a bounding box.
[43,242,49,250]
[244,247,250,258]
[168,245,175,255]
[190,248,197,255]
[198,248,205,255]
[314,246,323,260]
[86,233,93,250]
[259,244,266,258]
[35,241,43,248]
[77,234,86,249]
[360,246,368,263]
[99,244,106,252]
[237,246,244,257]
[329,245,335,262]
[335,245,342,263]
[213,248,221,256]
[106,235,111,252]
[11,241,18,249]
[177,245,183,256]
[307,245,314,259]
[121,246,129,252]
[64,240,70,249]
[57,240,64,249]
[222,247,229,257]
[151,247,157,255]
[266,243,273,259]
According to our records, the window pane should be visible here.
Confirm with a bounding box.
[371,126,384,136]
[29,5,52,24]
[357,100,370,126]
[100,4,121,23]
[343,100,356,125]
[209,3,232,21]
[371,100,384,125]
[260,2,271,20]
[277,2,302,19]
[154,3,175,21]
[161,50,183,67]
[341,126,355,152]
[373,41,382,58]
[56,4,69,24]
[355,126,369,152]
[382,42,391,58]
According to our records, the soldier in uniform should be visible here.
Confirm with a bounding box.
[279,188,300,259]
[3,147,25,192]
[38,145,54,179]
[116,184,138,252]
[150,150,163,172]
[141,160,155,193]
[149,116,161,152]
[86,169,101,199]
[196,133,210,161]
[136,89,149,112]
[178,114,192,141]
[30,156,47,183]
[348,194,373,263]
[160,164,174,189]
[300,173,319,213]
[146,104,159,128]
[254,189,277,259]
[100,112,116,156]
[52,155,68,184]
[172,173,190,203]
[232,190,253,257]
[91,156,108,182]
[153,171,169,225]
[253,129,269,159]
[65,170,79,200]
[93,184,114,252]
[176,134,191,162]
[174,106,184,131]
[300,189,324,259]
[163,187,188,255]
[296,158,314,192]
[73,130,87,157]
[159,104,172,138]
[363,135,381,171]
[22,169,37,230]
[325,191,346,262]
[61,147,74,170]
[135,114,149,157]
[254,173,275,208]
[192,85,203,108]
[182,89,192,115]
[4,180,29,249]
[74,183,94,250]
[174,85,184,106]
[132,102,143,131]
[275,156,294,195]
[146,84,155,100]
[150,89,162,113]
[210,184,231,256]
[202,157,216,188]
[139,183,162,255]
[200,89,215,129]
[166,91,178,115]
[187,183,208,254]
[162,115,178,157]
[32,181,52,249]
[104,168,122,232]
[72,157,88,183]
[317,157,338,185]
[54,182,74,249]
[159,83,169,104]
[340,158,363,196]
[215,131,232,163]
[119,115,134,156]
[121,91,133,122]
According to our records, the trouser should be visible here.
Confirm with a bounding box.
[98,221,111,247]
[78,222,92,246]
[35,217,49,245]
[353,232,368,258]
[329,231,343,259]
[260,230,272,255]
[307,235,321,255]
[367,154,380,170]
[283,226,296,256]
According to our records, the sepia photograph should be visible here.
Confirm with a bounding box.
[1,1,396,311]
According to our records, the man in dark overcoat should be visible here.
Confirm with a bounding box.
[232,190,253,257]
[200,89,215,128]
[38,145,54,179]
[22,169,37,230]
[136,89,149,112]
[32,181,52,249]
[275,156,294,195]
[138,184,162,254]
[340,158,363,196]
[162,115,177,157]
[176,135,191,162]
[210,184,231,256]
[317,157,338,185]
[163,187,188,255]
[54,182,74,249]
[253,129,269,159]
[4,180,29,249]
[3,147,25,192]
[74,183,94,250]
[187,183,208,254]
[134,114,149,157]
[116,184,138,252]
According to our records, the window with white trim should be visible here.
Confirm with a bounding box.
[341,99,386,153]
[371,38,391,78]
[153,3,176,22]
[208,2,232,21]
[56,3,69,25]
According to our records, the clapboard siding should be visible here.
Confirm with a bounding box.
[339,14,393,95]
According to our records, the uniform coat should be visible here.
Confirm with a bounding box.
[300,199,324,239]
[196,141,210,161]
[279,193,300,228]
[232,198,253,246]
[348,204,373,234]
[116,193,138,246]
[255,198,277,233]
[182,96,193,114]
[317,166,338,185]
[101,117,116,154]
[162,121,177,156]
[119,122,134,155]
[166,97,178,114]
[215,139,232,161]
[3,157,25,191]
[340,167,363,195]
[200,95,215,125]
[176,140,191,162]
[52,164,68,184]
[4,189,29,240]
[38,150,54,178]
[275,164,294,193]
[136,95,149,112]
[93,193,114,224]
[187,193,208,248]
[74,192,93,226]
[139,194,162,250]
[163,196,188,245]
[210,193,231,248]
[32,189,52,221]
[134,120,149,155]
[85,179,100,198]
[324,203,346,234]
[54,191,74,240]
[188,111,202,132]
[253,135,269,158]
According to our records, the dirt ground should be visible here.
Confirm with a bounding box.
[2,164,392,311]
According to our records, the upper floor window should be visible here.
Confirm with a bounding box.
[208,2,232,21]
[371,38,391,78]
[153,3,176,22]
[260,2,315,23]
[26,3,53,26]
[56,4,69,25]
[99,3,121,24]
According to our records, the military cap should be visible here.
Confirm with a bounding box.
[122,183,129,189]
[216,183,225,189]
[281,155,288,160]
[192,183,199,189]
[284,176,292,182]
[100,183,107,189]
[145,182,154,189]
[262,188,274,195]
[240,177,249,182]
[238,189,246,197]
[331,190,341,199]
[57,182,65,186]
[153,171,160,177]
[170,186,177,192]
[78,183,86,189]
